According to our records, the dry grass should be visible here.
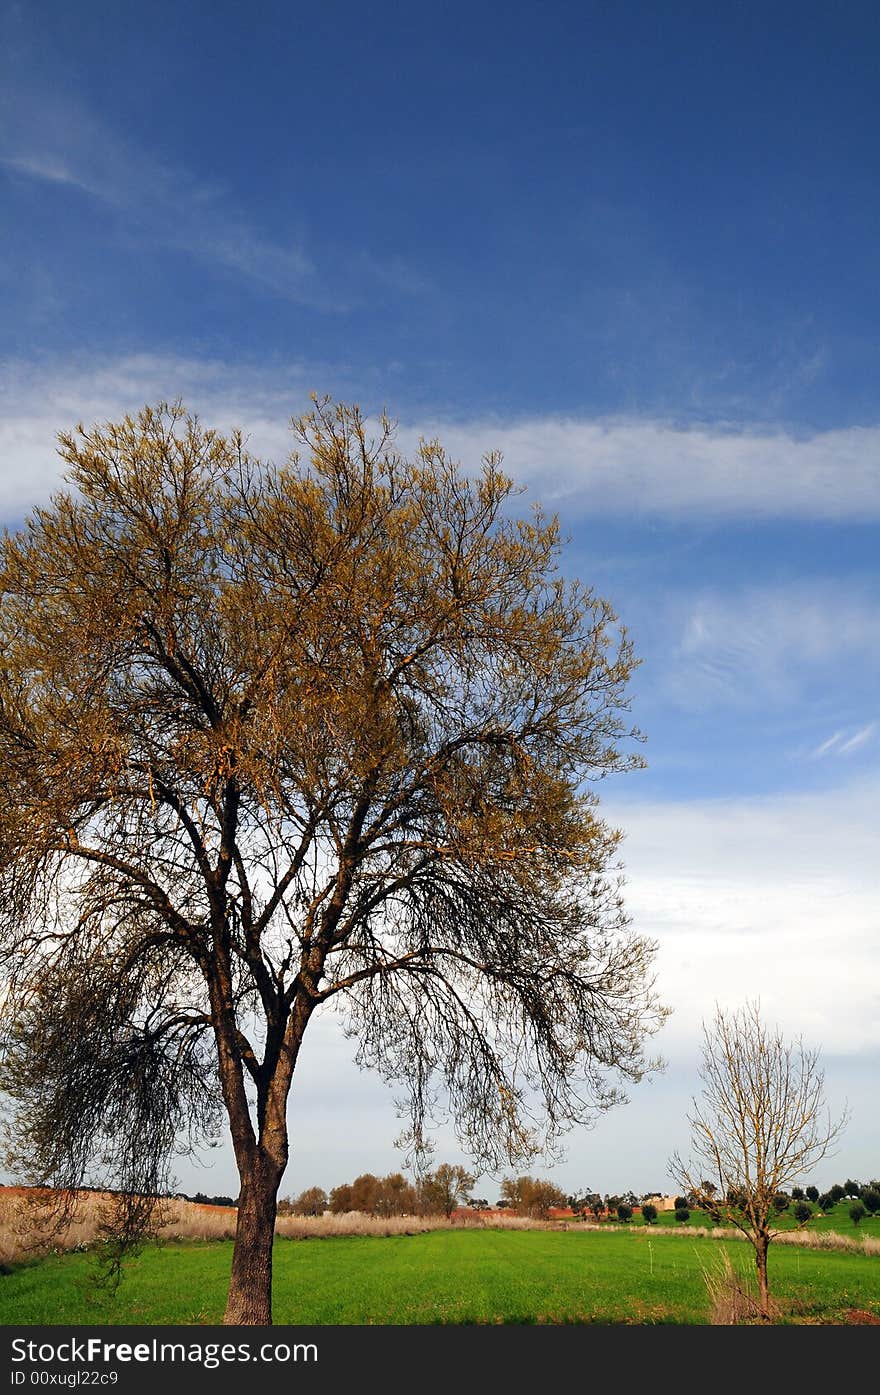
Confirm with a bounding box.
[0,1188,240,1264]
[0,1187,544,1264]
[275,1209,543,1239]
[700,1248,767,1325]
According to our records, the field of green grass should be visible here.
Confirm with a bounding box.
[2,1229,878,1326]
[612,1206,880,1237]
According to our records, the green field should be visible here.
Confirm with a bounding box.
[613,1206,880,1236]
[2,1229,878,1326]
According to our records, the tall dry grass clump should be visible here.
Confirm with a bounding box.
[0,1188,238,1265]
[700,1248,767,1325]
[275,1212,450,1240]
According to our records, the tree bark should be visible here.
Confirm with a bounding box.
[224,1155,283,1325]
[754,1233,771,1321]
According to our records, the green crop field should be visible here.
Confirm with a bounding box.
[611,1207,880,1236]
[1,1229,878,1326]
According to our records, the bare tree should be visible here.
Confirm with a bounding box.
[0,399,665,1324]
[671,1001,847,1319]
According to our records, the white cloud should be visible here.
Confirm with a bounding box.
[0,355,317,520]
[395,415,880,521]
[4,353,880,524]
[606,775,880,1055]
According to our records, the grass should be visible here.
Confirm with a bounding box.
[636,1205,880,1237]
[1,1228,878,1326]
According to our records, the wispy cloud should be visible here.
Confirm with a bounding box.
[0,85,332,306]
[812,730,847,758]
[660,583,880,712]
[835,722,877,756]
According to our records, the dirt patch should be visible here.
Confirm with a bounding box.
[844,1308,880,1325]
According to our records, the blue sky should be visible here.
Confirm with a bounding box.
[1,0,877,1197]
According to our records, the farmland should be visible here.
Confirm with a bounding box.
[2,1228,878,1326]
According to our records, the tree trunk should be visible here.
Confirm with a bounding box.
[754,1233,771,1321]
[224,1158,282,1325]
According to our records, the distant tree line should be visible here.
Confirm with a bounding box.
[278,1164,477,1219]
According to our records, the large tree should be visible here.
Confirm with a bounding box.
[671,1001,847,1320]
[0,399,664,1323]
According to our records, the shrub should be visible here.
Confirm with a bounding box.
[792,1201,812,1224]
[674,1206,690,1224]
[674,1196,689,1211]
[772,1193,790,1213]
[641,1203,657,1225]
[849,1202,866,1226]
[616,1204,632,1223]
[291,1187,328,1217]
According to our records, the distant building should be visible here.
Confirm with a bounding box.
[643,1194,677,1212]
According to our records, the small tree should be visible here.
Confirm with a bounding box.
[792,1201,812,1225]
[418,1163,475,1217]
[844,1179,862,1199]
[616,1203,632,1222]
[849,1202,866,1226]
[349,1174,381,1215]
[567,1189,599,1216]
[589,1196,604,1221]
[674,1206,690,1224]
[641,1202,657,1224]
[500,1175,568,1218]
[805,1186,819,1203]
[818,1192,834,1213]
[291,1186,327,1217]
[830,1185,846,1203]
[790,1187,804,1202]
[671,1001,847,1320]
[861,1189,880,1216]
[374,1173,418,1217]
